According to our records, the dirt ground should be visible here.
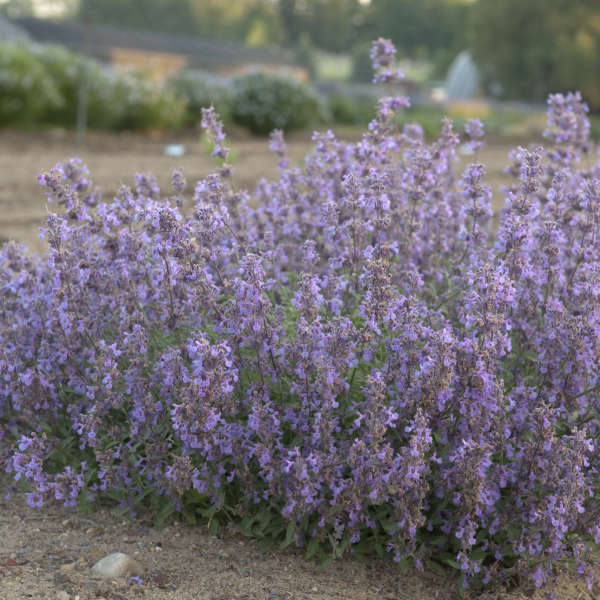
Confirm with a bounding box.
[0,127,514,255]
[1,128,593,599]
[0,128,307,254]
[0,475,595,600]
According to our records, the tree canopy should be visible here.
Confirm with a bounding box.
[7,0,597,109]
[469,0,600,108]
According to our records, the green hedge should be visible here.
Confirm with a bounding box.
[167,70,232,126]
[231,72,325,135]
[0,43,62,127]
[327,94,375,125]
[0,42,332,135]
[0,42,185,131]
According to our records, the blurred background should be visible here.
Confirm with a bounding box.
[0,0,599,251]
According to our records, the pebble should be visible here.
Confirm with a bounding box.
[56,591,70,600]
[91,552,144,578]
[59,562,76,573]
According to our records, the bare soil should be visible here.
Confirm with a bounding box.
[0,127,513,254]
[0,128,593,599]
[0,476,595,600]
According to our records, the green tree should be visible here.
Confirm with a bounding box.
[189,0,283,46]
[278,0,365,52]
[469,0,600,109]
[365,0,468,59]
[350,42,373,83]
[79,0,198,35]
[79,0,283,47]
[0,0,33,17]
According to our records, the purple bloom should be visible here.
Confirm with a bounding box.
[1,79,599,593]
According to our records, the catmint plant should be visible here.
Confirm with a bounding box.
[1,39,599,594]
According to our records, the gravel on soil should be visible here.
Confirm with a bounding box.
[0,476,595,600]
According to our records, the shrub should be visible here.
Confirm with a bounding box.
[30,44,124,130]
[0,41,186,132]
[111,72,186,132]
[350,42,374,83]
[591,114,600,140]
[231,72,324,135]
[167,70,232,126]
[0,43,62,127]
[328,94,374,125]
[1,41,600,593]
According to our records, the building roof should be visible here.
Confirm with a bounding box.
[0,15,30,41]
[13,17,298,69]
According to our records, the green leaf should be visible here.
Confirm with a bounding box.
[397,557,409,575]
[208,518,219,535]
[470,548,485,561]
[239,515,255,537]
[428,560,447,576]
[334,532,351,558]
[256,508,273,534]
[445,558,461,570]
[201,505,219,519]
[259,536,277,554]
[154,499,175,530]
[280,521,296,549]
[427,535,449,546]
[181,507,197,525]
[305,537,320,560]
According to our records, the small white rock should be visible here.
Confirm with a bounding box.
[56,591,70,600]
[60,562,76,573]
[91,552,143,578]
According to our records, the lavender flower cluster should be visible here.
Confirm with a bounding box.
[2,39,600,592]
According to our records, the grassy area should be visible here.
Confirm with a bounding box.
[314,50,353,81]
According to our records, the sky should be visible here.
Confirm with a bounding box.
[31,0,76,17]
[0,0,76,18]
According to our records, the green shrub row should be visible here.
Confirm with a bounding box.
[6,41,587,139]
[169,70,326,135]
[0,42,326,134]
[0,43,185,131]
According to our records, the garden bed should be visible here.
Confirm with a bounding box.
[0,477,593,600]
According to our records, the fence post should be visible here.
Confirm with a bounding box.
[76,14,91,147]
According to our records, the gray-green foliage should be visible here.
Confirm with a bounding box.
[328,93,374,125]
[0,41,185,131]
[231,72,324,135]
[0,43,62,126]
[350,43,374,84]
[167,70,232,126]
[469,0,600,110]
